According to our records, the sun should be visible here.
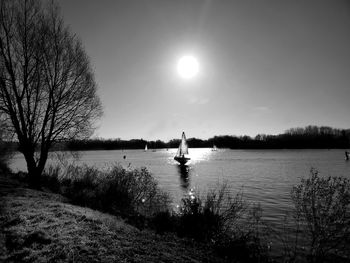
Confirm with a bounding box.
[177,55,199,79]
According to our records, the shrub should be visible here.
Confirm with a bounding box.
[150,210,178,234]
[177,194,221,241]
[176,183,249,240]
[42,164,171,219]
[173,182,270,262]
[291,168,350,262]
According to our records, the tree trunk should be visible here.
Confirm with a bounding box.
[37,147,48,179]
[23,150,40,188]
[19,135,50,187]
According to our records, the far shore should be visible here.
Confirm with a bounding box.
[3,125,350,152]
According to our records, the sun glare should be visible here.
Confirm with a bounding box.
[177,55,199,79]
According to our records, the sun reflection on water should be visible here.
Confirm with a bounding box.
[187,148,215,164]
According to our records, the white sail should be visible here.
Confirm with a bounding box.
[176,132,189,156]
[145,144,148,151]
[174,132,191,165]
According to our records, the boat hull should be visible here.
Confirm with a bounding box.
[174,156,190,165]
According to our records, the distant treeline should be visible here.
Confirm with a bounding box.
[65,126,350,151]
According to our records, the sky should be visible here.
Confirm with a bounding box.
[59,0,350,141]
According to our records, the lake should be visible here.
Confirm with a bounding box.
[10,148,350,253]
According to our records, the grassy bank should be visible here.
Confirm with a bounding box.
[0,173,227,262]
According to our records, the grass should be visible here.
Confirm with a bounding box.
[0,172,227,262]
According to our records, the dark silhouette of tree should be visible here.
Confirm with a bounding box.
[0,0,102,184]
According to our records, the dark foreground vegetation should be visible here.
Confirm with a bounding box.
[66,125,350,150]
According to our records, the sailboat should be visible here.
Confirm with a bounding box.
[144,144,148,151]
[212,145,218,151]
[174,132,190,165]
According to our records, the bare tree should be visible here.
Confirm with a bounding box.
[0,0,102,185]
